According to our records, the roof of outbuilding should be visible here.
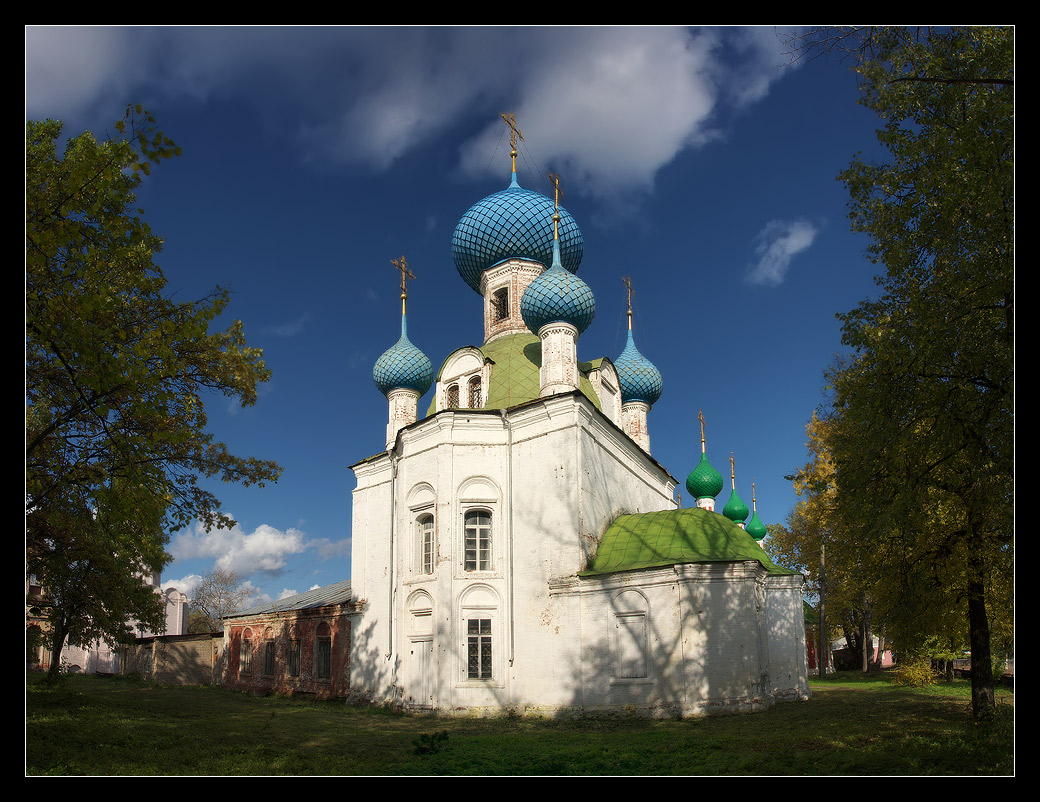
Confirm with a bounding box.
[227,580,353,619]
[581,507,796,577]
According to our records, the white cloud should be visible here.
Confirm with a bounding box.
[747,219,818,286]
[26,26,798,201]
[168,518,307,576]
[163,573,203,597]
[277,588,299,600]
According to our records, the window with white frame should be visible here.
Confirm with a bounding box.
[464,510,492,571]
[466,618,492,679]
[418,514,435,574]
[615,613,648,679]
[612,590,651,681]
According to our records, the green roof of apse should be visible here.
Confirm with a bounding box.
[581,507,797,578]
[426,332,602,415]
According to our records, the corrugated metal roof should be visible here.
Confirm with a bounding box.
[227,579,353,619]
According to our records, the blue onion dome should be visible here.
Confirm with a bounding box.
[614,329,663,405]
[452,172,584,294]
[722,489,750,526]
[745,510,767,541]
[520,239,595,334]
[686,452,724,501]
[373,314,433,397]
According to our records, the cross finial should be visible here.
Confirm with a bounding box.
[391,255,415,314]
[698,409,706,453]
[547,171,563,240]
[752,480,758,511]
[730,452,736,487]
[622,276,635,329]
[500,113,524,173]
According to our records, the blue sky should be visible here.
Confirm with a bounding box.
[26,26,886,608]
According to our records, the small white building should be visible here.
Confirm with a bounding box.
[349,148,809,717]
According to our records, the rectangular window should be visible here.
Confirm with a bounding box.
[240,640,253,674]
[264,640,275,675]
[464,512,492,571]
[616,614,648,679]
[288,640,301,677]
[467,618,492,679]
[419,515,435,574]
[316,637,332,679]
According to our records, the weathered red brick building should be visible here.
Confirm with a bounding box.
[222,581,357,698]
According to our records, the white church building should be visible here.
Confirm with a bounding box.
[348,140,809,717]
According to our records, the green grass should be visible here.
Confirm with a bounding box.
[25,671,1013,776]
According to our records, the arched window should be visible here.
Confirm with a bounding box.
[239,628,253,676]
[418,514,435,574]
[468,375,482,408]
[288,626,301,678]
[315,622,332,680]
[464,510,492,571]
[446,383,460,408]
[492,287,509,322]
[263,627,275,675]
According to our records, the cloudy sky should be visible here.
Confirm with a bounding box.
[26,26,886,608]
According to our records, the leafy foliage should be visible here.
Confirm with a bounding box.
[813,27,1013,719]
[26,107,281,675]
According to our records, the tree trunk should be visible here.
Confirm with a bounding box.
[46,616,68,683]
[966,523,995,721]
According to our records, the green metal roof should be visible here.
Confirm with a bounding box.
[581,507,797,577]
[426,332,602,415]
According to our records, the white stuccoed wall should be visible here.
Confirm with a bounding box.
[349,392,809,716]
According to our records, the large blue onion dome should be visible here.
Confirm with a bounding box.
[452,172,584,294]
[686,452,724,502]
[373,314,433,397]
[745,509,767,541]
[614,329,663,405]
[722,489,750,526]
[520,239,595,334]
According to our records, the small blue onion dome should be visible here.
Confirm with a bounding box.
[745,510,767,541]
[614,329,663,405]
[686,452,724,501]
[452,173,583,294]
[373,314,433,397]
[520,240,595,334]
[722,489,750,526]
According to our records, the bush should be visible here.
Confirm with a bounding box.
[893,658,938,687]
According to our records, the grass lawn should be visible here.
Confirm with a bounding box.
[25,670,1013,776]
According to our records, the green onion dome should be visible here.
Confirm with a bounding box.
[520,239,595,334]
[452,172,583,294]
[686,452,724,502]
[745,510,767,541]
[614,329,663,405]
[373,314,433,397]
[722,489,750,526]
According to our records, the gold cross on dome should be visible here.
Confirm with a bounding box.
[622,276,635,328]
[391,255,415,313]
[500,113,524,172]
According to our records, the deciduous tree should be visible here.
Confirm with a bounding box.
[26,108,281,676]
[189,569,249,633]
[822,27,1013,719]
